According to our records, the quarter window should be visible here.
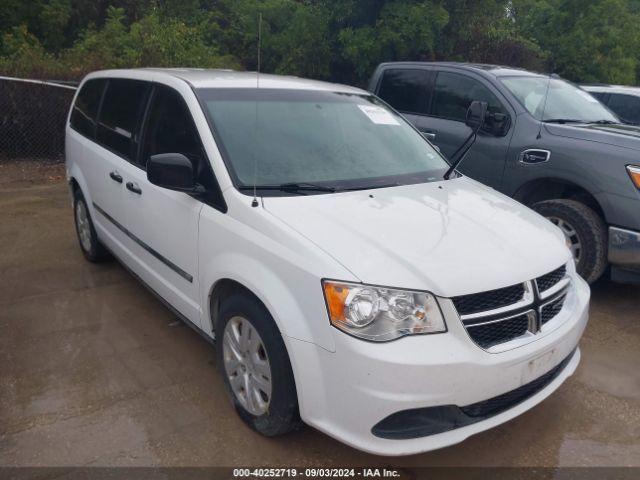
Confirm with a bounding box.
[97,79,149,160]
[377,69,430,115]
[432,72,506,122]
[70,79,105,139]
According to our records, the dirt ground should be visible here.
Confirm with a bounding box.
[1,160,639,468]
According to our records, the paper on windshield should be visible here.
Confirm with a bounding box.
[358,105,400,125]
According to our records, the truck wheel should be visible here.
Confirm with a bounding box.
[216,292,300,436]
[73,189,110,262]
[532,199,607,283]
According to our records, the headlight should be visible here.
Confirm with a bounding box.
[322,280,446,342]
[627,165,640,189]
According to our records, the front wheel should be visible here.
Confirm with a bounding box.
[532,199,607,283]
[216,292,300,436]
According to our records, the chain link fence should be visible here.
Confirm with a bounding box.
[0,76,78,163]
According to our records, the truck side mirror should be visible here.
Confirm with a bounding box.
[465,101,488,131]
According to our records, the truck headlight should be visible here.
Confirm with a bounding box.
[627,165,640,189]
[322,280,446,342]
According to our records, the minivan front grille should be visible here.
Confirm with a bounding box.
[466,313,531,349]
[454,264,570,350]
[536,265,566,293]
[451,283,525,316]
[541,294,566,325]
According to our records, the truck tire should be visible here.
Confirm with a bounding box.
[532,199,607,284]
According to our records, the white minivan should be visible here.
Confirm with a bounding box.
[66,68,589,456]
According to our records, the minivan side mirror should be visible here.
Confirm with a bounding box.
[147,153,202,193]
[465,101,488,131]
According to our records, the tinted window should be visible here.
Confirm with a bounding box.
[589,91,609,102]
[142,86,219,196]
[97,79,149,160]
[605,93,640,125]
[377,69,430,115]
[432,72,506,122]
[70,79,105,138]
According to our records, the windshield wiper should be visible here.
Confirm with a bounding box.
[343,182,400,192]
[239,182,336,193]
[590,119,619,125]
[543,118,584,124]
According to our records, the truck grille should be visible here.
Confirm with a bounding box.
[453,264,570,350]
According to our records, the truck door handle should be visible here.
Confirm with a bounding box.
[109,171,123,183]
[126,182,142,195]
[420,130,437,141]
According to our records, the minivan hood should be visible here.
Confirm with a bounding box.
[264,178,570,297]
[544,122,640,151]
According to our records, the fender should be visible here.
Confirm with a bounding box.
[200,251,337,353]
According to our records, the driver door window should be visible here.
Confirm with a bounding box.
[432,72,507,133]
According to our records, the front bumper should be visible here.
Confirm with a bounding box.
[609,226,640,271]
[286,275,589,456]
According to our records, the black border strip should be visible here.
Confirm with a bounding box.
[92,202,193,283]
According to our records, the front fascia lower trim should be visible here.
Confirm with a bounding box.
[92,202,193,283]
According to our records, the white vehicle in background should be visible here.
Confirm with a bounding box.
[65,68,589,456]
[582,84,640,125]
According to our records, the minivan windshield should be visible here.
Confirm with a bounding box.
[197,89,448,193]
[500,76,619,124]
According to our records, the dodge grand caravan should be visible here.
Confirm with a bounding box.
[66,69,589,456]
[370,62,640,285]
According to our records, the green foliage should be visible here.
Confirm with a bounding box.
[338,1,449,80]
[0,0,639,85]
[513,0,640,83]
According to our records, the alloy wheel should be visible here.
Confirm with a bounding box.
[548,215,582,265]
[75,200,92,253]
[222,316,272,416]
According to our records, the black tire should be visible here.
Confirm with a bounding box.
[216,292,300,436]
[532,199,607,283]
[73,188,110,262]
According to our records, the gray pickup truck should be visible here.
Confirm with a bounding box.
[369,62,640,284]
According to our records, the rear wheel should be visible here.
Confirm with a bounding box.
[73,189,110,262]
[216,292,300,436]
[532,199,607,283]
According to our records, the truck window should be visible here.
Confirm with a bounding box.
[377,69,430,115]
[432,72,506,122]
[69,79,106,139]
[96,79,150,161]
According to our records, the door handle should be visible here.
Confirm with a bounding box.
[126,182,142,195]
[420,131,437,141]
[109,171,123,183]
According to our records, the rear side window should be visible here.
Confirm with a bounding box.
[605,93,640,124]
[377,69,430,115]
[432,72,506,122]
[97,79,150,160]
[70,79,105,139]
